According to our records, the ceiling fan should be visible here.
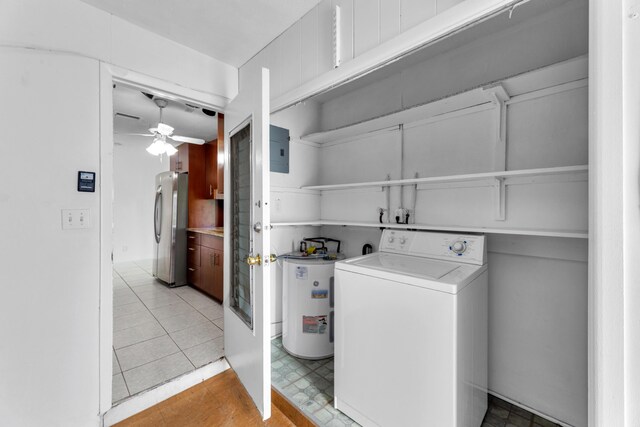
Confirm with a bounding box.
[125,98,206,156]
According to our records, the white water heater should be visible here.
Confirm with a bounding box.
[282,254,343,360]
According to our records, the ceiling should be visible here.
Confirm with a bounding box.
[113,82,217,147]
[80,0,322,67]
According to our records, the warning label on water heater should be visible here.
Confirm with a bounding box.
[303,315,327,334]
[311,290,328,299]
[295,266,308,279]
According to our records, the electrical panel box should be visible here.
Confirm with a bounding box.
[270,125,289,174]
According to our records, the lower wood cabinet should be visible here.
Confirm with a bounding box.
[187,231,223,302]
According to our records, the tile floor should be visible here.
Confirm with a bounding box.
[271,337,357,427]
[112,260,225,404]
[482,395,563,427]
[271,337,563,427]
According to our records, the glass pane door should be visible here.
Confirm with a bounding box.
[230,122,253,328]
[222,66,271,418]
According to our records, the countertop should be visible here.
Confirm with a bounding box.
[187,227,224,237]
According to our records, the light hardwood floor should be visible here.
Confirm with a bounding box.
[115,369,296,427]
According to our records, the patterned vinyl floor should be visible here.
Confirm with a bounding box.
[271,337,563,427]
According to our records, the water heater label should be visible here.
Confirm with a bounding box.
[312,290,328,299]
[303,315,327,334]
[295,266,308,279]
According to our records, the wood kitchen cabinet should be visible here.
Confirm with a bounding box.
[170,143,210,227]
[215,113,224,199]
[187,231,223,302]
[178,115,223,200]
[205,141,217,199]
[171,114,224,227]
[186,231,201,287]
[199,246,214,295]
[170,143,191,172]
[212,248,223,301]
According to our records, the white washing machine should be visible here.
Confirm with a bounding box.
[334,230,488,427]
[282,248,345,360]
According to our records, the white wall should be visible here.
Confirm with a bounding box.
[319,0,588,130]
[589,1,640,425]
[242,0,529,108]
[320,226,383,258]
[269,101,323,336]
[0,49,102,427]
[113,140,169,263]
[487,235,587,426]
[317,74,589,235]
[0,0,237,425]
[0,1,237,104]
[622,1,640,424]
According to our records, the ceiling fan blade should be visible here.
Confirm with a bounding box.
[156,122,174,136]
[169,135,206,145]
[115,133,155,137]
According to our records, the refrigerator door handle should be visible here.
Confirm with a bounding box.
[154,187,162,244]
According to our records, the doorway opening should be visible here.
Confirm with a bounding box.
[109,80,225,407]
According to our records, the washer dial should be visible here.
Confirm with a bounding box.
[450,240,467,255]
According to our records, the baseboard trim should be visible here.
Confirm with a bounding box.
[272,387,317,427]
[103,358,230,426]
[488,390,572,427]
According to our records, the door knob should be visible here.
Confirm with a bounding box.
[269,254,278,262]
[246,254,261,266]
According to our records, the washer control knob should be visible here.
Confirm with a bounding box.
[399,237,407,244]
[451,241,467,254]
[388,236,395,243]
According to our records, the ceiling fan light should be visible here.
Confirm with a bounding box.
[146,139,165,156]
[164,143,178,156]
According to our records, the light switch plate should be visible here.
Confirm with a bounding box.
[62,209,91,229]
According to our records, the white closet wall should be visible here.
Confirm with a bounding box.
[241,0,525,103]
[488,235,587,426]
[269,102,323,335]
[319,0,587,130]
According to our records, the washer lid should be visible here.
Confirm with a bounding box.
[335,252,487,294]
[353,253,457,280]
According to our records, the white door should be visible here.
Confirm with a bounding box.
[223,67,272,419]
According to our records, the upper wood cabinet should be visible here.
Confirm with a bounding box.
[170,144,191,172]
[170,114,224,227]
[170,143,206,227]
[215,113,224,199]
[202,113,225,200]
[205,141,217,199]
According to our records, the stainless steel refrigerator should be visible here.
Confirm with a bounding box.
[152,171,188,287]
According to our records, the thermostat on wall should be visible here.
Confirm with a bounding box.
[78,171,96,192]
